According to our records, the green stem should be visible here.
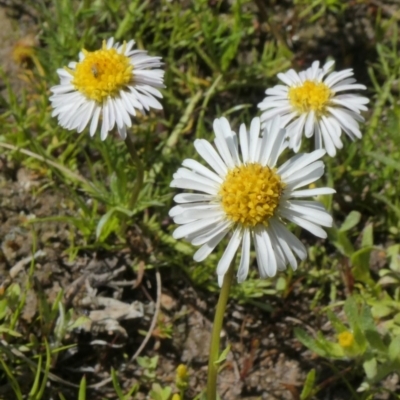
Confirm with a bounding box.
[207,262,235,400]
[124,134,144,210]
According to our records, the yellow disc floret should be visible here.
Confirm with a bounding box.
[288,80,332,116]
[69,41,133,103]
[219,163,284,227]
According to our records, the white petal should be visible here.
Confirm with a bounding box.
[278,150,326,179]
[265,85,289,95]
[269,221,297,270]
[237,229,251,283]
[318,119,337,157]
[169,202,220,218]
[174,208,225,224]
[321,117,343,151]
[90,106,101,137]
[253,228,269,278]
[174,168,221,189]
[101,102,110,141]
[284,162,325,191]
[213,119,236,169]
[217,228,242,277]
[261,230,277,277]
[194,230,229,262]
[324,69,353,87]
[277,71,295,86]
[239,123,249,163]
[290,187,336,197]
[173,217,223,239]
[327,107,362,139]
[260,105,293,122]
[248,117,261,163]
[118,124,127,139]
[270,219,307,260]
[304,111,315,138]
[170,178,217,195]
[191,220,232,246]
[174,193,214,203]
[107,98,117,132]
[194,139,228,177]
[281,212,328,238]
[182,159,223,184]
[282,200,333,227]
[259,116,285,166]
[323,60,335,73]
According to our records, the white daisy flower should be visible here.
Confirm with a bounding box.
[169,116,335,286]
[50,37,164,140]
[257,60,369,157]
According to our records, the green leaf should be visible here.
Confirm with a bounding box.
[363,357,377,380]
[367,151,400,172]
[358,304,385,354]
[221,32,242,72]
[0,356,23,400]
[67,315,91,331]
[339,211,361,232]
[37,339,51,399]
[300,369,316,400]
[326,309,347,333]
[387,244,400,272]
[361,224,373,247]
[96,209,118,241]
[388,336,400,361]
[344,297,360,330]
[0,326,22,337]
[315,332,345,358]
[148,383,172,400]
[124,382,140,399]
[351,247,374,284]
[78,375,86,400]
[373,193,400,219]
[0,298,8,320]
[215,344,231,365]
[359,304,377,329]
[29,354,42,397]
[364,330,388,354]
[111,368,125,400]
[352,325,367,353]
[275,276,287,291]
[371,301,393,318]
[294,328,326,357]
[327,229,354,257]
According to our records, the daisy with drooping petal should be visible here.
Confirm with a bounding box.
[169,116,335,286]
[257,60,369,157]
[50,37,164,140]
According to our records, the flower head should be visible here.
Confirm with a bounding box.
[169,116,335,285]
[338,331,355,348]
[175,364,189,390]
[50,37,164,140]
[258,60,369,157]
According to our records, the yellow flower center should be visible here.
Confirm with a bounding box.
[219,163,284,228]
[69,41,133,103]
[288,80,332,116]
[338,331,354,348]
